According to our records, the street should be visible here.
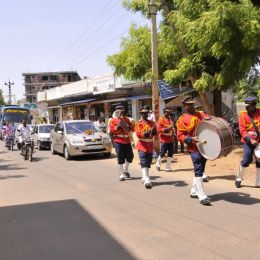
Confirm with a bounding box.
[0,143,260,260]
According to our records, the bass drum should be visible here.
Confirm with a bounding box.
[195,117,234,160]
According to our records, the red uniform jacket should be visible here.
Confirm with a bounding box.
[176,111,207,152]
[238,109,260,143]
[109,117,133,144]
[135,119,157,153]
[157,116,174,143]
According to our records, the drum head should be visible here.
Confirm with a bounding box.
[196,123,221,160]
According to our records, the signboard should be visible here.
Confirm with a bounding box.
[5,109,29,114]
[93,74,115,95]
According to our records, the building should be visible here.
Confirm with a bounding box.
[37,72,198,124]
[23,71,81,103]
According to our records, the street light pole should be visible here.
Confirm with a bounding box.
[4,80,14,105]
[148,0,160,153]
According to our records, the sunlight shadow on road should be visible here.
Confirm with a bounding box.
[152,180,188,188]
[209,192,260,205]
[0,174,26,180]
[209,174,236,181]
[0,199,134,260]
[0,164,27,171]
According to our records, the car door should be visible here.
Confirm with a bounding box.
[52,123,60,152]
[55,123,64,153]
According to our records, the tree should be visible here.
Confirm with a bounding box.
[0,89,5,106]
[108,0,260,115]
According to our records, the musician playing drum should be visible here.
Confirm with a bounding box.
[108,105,134,181]
[235,96,260,188]
[156,107,175,172]
[135,106,157,189]
[176,96,211,205]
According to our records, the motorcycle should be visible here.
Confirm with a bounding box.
[5,129,15,151]
[21,138,34,162]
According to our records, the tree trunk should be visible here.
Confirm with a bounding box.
[213,90,222,117]
[159,0,215,115]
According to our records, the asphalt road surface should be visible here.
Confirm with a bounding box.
[0,143,260,260]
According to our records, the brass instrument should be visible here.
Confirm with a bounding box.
[114,109,131,133]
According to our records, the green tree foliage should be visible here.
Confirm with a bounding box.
[108,0,260,94]
[0,89,5,106]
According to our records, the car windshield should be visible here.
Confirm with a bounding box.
[65,122,99,135]
[39,125,54,133]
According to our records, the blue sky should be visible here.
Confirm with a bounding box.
[0,0,147,101]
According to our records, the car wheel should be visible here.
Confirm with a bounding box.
[64,145,71,160]
[38,141,42,150]
[51,142,57,155]
[103,152,111,158]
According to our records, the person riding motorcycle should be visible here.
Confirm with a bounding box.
[17,120,31,153]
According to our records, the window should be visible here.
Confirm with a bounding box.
[50,75,57,81]
[68,75,72,81]
[42,76,48,81]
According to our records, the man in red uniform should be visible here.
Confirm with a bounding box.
[177,96,210,205]
[235,96,260,188]
[109,105,134,181]
[135,106,157,189]
[156,107,175,172]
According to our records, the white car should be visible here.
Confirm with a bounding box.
[32,124,54,150]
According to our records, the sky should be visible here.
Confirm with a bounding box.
[0,0,147,102]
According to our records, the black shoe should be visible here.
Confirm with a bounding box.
[124,172,131,178]
[235,180,241,188]
[202,176,209,182]
[200,198,211,205]
[145,183,152,189]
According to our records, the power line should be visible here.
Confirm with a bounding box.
[60,5,125,64]
[57,0,120,59]
[74,19,146,67]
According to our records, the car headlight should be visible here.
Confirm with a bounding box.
[103,137,111,143]
[70,140,85,145]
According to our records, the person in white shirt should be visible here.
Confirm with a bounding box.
[17,120,31,143]
[94,117,107,132]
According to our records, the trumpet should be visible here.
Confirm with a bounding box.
[113,109,131,133]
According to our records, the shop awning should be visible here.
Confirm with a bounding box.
[92,95,150,104]
[157,80,194,100]
[60,98,95,106]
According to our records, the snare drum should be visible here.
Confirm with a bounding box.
[195,117,234,160]
[254,144,260,162]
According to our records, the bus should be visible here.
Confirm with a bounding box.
[0,105,31,139]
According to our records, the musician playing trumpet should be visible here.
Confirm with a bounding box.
[108,105,134,181]
[156,107,175,172]
[135,106,157,189]
[176,96,211,205]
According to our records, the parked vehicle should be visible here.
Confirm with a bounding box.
[32,124,54,150]
[21,138,34,161]
[50,120,112,160]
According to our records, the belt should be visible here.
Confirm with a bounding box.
[115,134,129,138]
[248,131,257,136]
[139,139,153,143]
[161,133,173,136]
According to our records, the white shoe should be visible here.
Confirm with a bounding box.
[256,168,260,187]
[202,173,209,182]
[156,156,162,171]
[142,168,152,189]
[164,157,173,172]
[190,177,198,198]
[235,165,245,188]
[195,177,210,205]
[118,164,125,181]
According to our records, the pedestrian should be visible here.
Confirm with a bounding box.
[94,117,106,133]
[235,96,260,188]
[135,105,157,189]
[108,105,134,181]
[176,96,211,205]
[156,107,175,172]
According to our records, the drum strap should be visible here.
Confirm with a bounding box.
[249,116,260,140]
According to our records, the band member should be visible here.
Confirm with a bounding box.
[135,106,157,189]
[156,107,175,172]
[235,96,260,188]
[109,105,134,181]
[176,96,210,205]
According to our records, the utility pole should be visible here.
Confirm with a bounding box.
[148,0,160,153]
[4,80,14,105]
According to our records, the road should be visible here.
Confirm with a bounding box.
[0,142,260,260]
